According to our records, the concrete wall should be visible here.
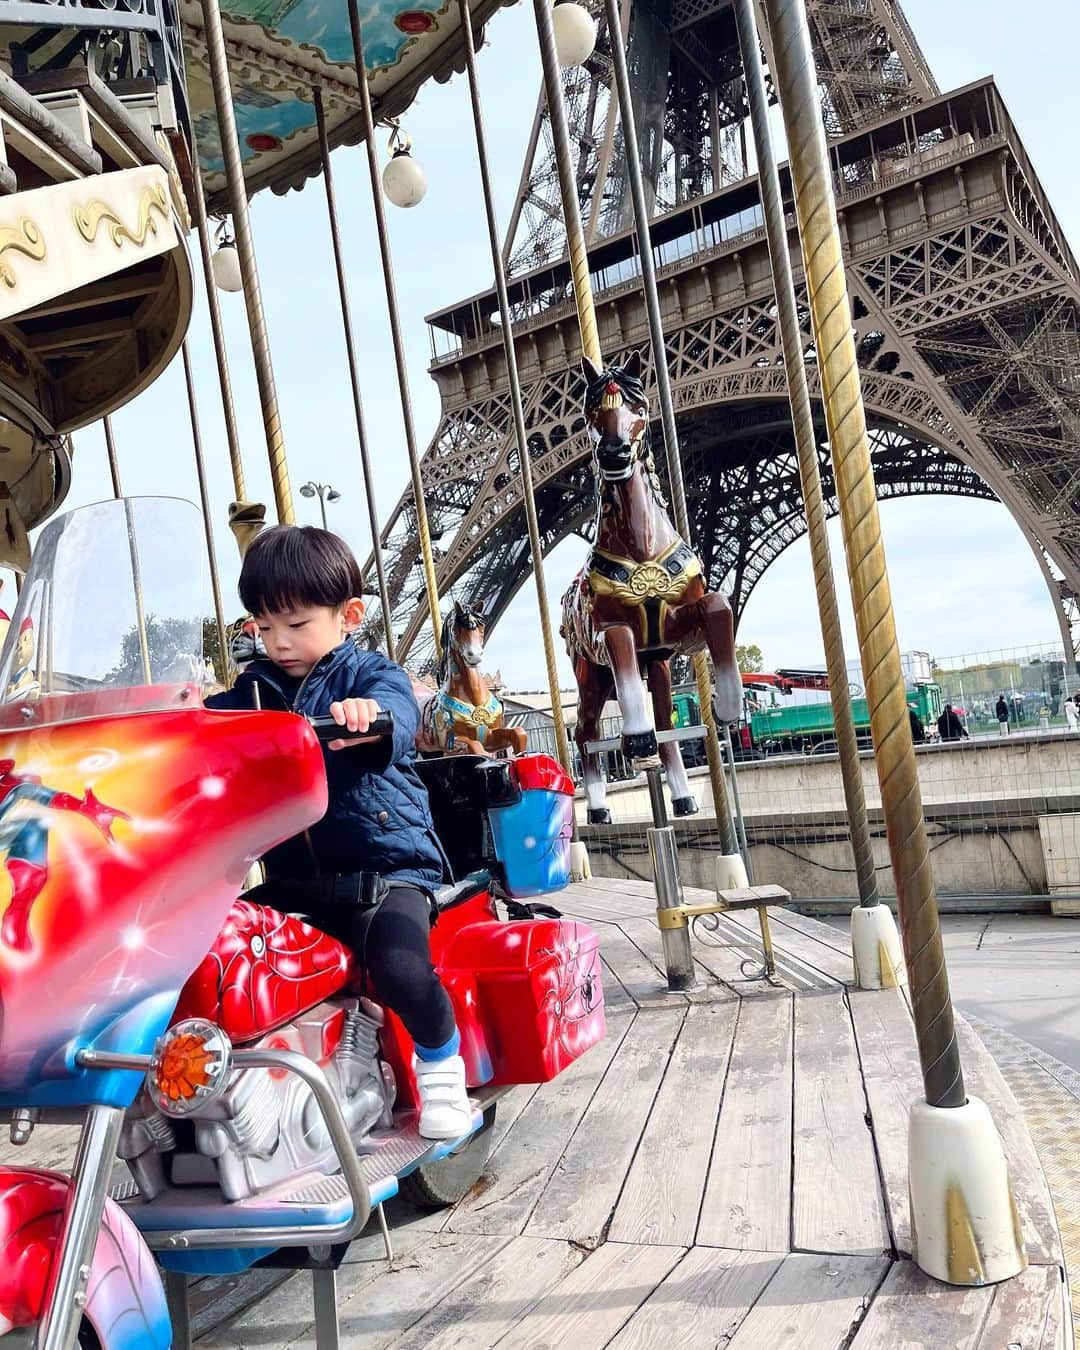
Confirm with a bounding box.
[576,729,1080,825]
[577,730,1080,908]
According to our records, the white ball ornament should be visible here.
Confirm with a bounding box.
[552,2,597,67]
[383,148,427,208]
[211,239,243,293]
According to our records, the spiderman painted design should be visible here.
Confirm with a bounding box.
[0,762,128,953]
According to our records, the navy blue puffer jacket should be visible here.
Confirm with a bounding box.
[206,642,447,887]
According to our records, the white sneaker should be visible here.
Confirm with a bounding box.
[413,1053,471,1140]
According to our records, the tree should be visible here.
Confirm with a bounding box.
[105,615,207,686]
[736,643,764,673]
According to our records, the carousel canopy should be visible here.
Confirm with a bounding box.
[182,0,513,209]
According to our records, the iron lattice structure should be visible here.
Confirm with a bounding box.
[365,0,1080,671]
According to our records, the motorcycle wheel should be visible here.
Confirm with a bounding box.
[397,1104,497,1209]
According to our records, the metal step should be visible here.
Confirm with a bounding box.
[112,1106,484,1232]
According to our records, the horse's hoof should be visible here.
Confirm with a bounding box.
[587,807,613,825]
[622,730,658,761]
[672,796,699,817]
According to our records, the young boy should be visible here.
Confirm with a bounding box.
[206,525,470,1140]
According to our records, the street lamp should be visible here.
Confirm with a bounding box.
[300,481,341,530]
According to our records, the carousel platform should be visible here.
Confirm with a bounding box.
[179,876,1071,1349]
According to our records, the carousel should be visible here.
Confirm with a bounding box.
[0,0,1069,1345]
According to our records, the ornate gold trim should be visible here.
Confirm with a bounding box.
[0,220,46,289]
[74,184,169,249]
[156,132,192,231]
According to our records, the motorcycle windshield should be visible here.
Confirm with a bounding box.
[0,496,210,728]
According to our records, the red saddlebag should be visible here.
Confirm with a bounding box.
[440,918,605,1086]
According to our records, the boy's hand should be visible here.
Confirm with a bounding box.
[327,698,382,751]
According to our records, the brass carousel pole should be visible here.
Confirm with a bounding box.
[182,342,231,684]
[188,133,246,506]
[345,0,442,663]
[199,0,294,526]
[733,0,904,988]
[456,0,572,774]
[312,85,396,660]
[761,0,1022,1284]
[573,0,738,859]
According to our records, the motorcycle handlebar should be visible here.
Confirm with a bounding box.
[307,710,395,744]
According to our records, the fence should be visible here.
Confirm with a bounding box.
[515,640,1080,911]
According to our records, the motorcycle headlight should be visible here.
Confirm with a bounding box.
[148,1018,232,1117]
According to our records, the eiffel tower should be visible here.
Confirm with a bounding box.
[367,0,1080,670]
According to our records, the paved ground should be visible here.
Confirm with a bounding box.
[825,913,1080,1071]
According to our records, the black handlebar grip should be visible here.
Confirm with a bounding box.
[308,711,395,743]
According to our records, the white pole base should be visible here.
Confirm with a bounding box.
[716,852,748,891]
[850,903,907,989]
[909,1095,1027,1285]
[569,840,592,882]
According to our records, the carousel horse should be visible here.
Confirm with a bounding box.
[418,601,527,756]
[561,353,742,823]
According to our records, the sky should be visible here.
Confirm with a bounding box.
[43,0,1080,688]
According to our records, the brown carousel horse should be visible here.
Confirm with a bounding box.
[561,354,742,823]
[417,601,527,756]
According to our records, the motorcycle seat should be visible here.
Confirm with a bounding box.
[432,868,491,912]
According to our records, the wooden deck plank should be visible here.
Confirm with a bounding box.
[332,1233,512,1350]
[616,915,734,1004]
[726,1251,889,1348]
[697,994,794,1252]
[596,924,686,1007]
[848,988,925,1255]
[599,955,638,1013]
[719,905,855,985]
[447,1012,633,1236]
[792,991,890,1256]
[196,1233,506,1349]
[386,1235,584,1349]
[494,1240,685,1350]
[525,1007,685,1246]
[955,1016,1062,1267]
[976,1263,1068,1350]
[609,1001,739,1246]
[847,1257,993,1349]
[606,1246,784,1349]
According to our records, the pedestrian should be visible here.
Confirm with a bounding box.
[908,704,925,744]
[1066,694,1078,733]
[995,693,1009,735]
[937,703,968,742]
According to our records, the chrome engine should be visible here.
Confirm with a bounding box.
[120,999,395,1203]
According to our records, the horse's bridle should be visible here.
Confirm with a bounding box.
[588,380,647,483]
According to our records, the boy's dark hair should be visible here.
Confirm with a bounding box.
[239,525,364,616]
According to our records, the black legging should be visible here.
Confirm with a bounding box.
[284,885,456,1051]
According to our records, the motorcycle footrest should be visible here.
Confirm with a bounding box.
[113,1106,484,1235]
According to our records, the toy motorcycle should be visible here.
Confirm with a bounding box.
[0,498,605,1350]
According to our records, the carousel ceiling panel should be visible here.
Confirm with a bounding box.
[182,0,512,209]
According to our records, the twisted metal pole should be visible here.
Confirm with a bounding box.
[313,85,396,660]
[734,0,877,907]
[763,0,961,1107]
[188,127,246,505]
[599,0,738,856]
[345,0,441,663]
[182,341,230,684]
[199,0,294,525]
[457,0,572,773]
[531,0,601,368]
